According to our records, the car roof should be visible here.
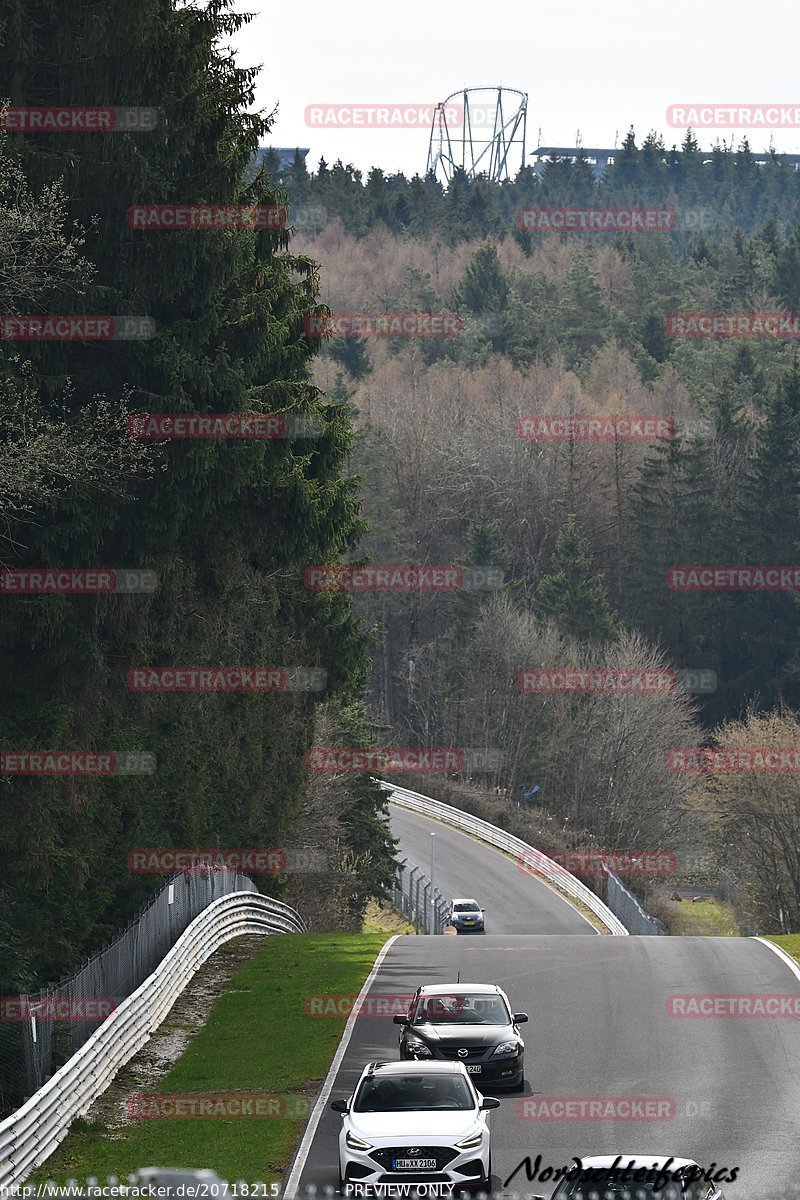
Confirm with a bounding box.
[363,1060,469,1076]
[576,1157,698,1170]
[417,983,502,996]
[451,898,481,904]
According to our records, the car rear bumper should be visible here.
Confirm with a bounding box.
[397,1051,523,1087]
[467,1058,523,1089]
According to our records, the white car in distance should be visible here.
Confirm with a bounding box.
[447,899,485,933]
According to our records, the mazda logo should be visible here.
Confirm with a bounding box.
[457,1048,468,1057]
[406,1148,421,1155]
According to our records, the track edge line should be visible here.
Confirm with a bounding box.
[282,933,401,1198]
[753,935,800,984]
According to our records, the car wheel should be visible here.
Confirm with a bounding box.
[338,1166,345,1193]
[511,1075,525,1093]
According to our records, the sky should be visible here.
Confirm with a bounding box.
[231,0,800,179]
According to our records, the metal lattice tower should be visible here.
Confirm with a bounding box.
[426,87,527,184]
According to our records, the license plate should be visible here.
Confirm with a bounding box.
[466,1064,482,1074]
[393,1158,437,1170]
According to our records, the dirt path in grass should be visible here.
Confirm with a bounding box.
[81,936,267,1137]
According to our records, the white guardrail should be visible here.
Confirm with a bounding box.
[379,781,629,936]
[0,893,305,1188]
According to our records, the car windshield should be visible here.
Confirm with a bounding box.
[411,993,510,1024]
[353,1073,475,1112]
[453,902,480,912]
[553,1175,704,1200]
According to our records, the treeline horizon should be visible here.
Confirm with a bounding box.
[265,128,800,243]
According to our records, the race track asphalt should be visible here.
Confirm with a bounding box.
[287,805,800,1200]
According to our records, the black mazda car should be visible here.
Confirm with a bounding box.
[394,983,527,1092]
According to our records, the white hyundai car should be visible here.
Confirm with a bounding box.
[331,1060,499,1193]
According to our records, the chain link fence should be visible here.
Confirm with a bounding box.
[391,858,449,934]
[2,868,258,1110]
[603,870,667,935]
[718,868,762,936]
[718,867,741,905]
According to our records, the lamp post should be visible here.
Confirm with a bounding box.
[429,833,436,934]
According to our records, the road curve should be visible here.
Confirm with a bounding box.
[389,803,597,936]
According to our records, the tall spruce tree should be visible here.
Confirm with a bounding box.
[537,514,619,642]
[0,0,391,1004]
[733,359,800,709]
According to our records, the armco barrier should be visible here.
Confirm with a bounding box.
[0,893,304,1187]
[378,781,629,935]
[15,867,263,1100]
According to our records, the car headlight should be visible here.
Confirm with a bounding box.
[345,1129,374,1151]
[455,1128,485,1150]
[492,1040,521,1055]
[406,1039,432,1057]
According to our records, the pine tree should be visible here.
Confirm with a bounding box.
[623,436,704,661]
[454,241,510,313]
[730,360,800,710]
[0,0,380,999]
[325,335,372,380]
[557,255,609,368]
[775,226,800,309]
[536,515,619,642]
[607,128,640,189]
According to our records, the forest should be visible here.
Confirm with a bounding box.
[281,139,800,935]
[2,0,800,1113]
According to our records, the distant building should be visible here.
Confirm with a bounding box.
[532,147,618,179]
[531,145,800,179]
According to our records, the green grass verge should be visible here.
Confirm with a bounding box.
[659,897,740,936]
[30,933,388,1187]
[765,934,800,966]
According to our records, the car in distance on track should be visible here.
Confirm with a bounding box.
[394,983,527,1091]
[541,1156,729,1200]
[331,1059,499,1193]
[447,898,485,933]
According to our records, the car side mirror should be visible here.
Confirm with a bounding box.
[393,1014,409,1025]
[330,1099,349,1113]
[513,1013,528,1023]
[480,1097,501,1110]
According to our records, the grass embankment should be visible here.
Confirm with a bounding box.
[765,934,800,967]
[362,899,415,936]
[31,933,388,1186]
[655,896,740,936]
